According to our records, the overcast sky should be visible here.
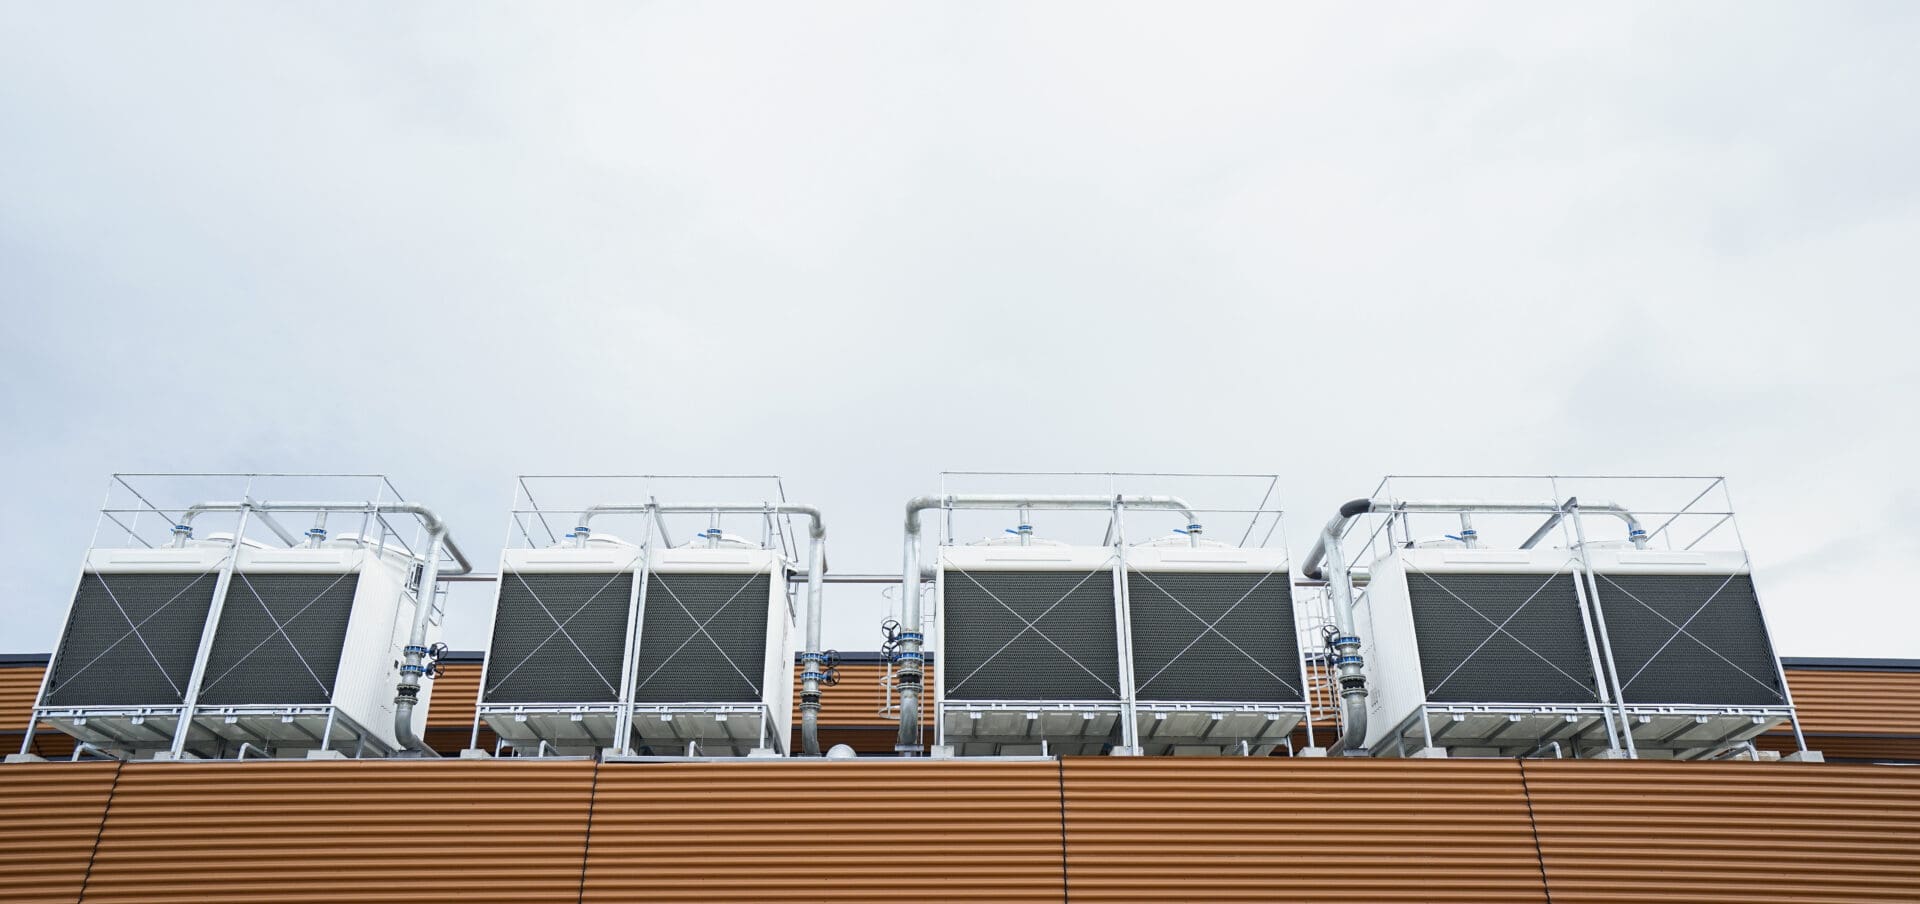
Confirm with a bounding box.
[2,2,1916,659]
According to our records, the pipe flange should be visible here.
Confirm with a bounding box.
[895,672,922,687]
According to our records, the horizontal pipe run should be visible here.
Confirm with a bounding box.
[1300,497,1646,580]
[179,501,473,575]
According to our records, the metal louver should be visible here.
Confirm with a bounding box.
[632,572,771,704]
[197,571,360,705]
[483,571,631,704]
[943,568,1121,702]
[1128,571,1301,702]
[1405,570,1601,705]
[1595,572,1786,707]
[43,572,220,707]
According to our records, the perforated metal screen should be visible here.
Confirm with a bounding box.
[1405,570,1601,705]
[942,568,1121,702]
[632,572,772,704]
[483,571,632,704]
[1128,570,1302,702]
[1595,572,1787,707]
[198,572,359,705]
[43,572,219,707]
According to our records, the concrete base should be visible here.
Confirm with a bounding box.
[1409,747,1450,759]
[929,745,956,759]
[1593,748,1633,759]
[148,751,199,762]
[4,753,49,763]
[304,749,348,760]
[746,747,780,758]
[1784,750,1826,763]
[1295,747,1329,758]
[459,748,493,759]
[1107,745,1142,757]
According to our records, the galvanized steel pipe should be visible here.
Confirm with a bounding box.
[1300,498,1647,581]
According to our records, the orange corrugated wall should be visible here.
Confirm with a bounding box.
[0,762,117,904]
[582,760,1064,903]
[1062,758,1549,902]
[79,760,596,903]
[1523,760,1920,903]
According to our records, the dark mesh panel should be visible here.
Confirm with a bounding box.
[1596,573,1786,707]
[631,572,771,704]
[483,571,632,704]
[1129,570,1302,702]
[44,572,219,707]
[198,572,359,705]
[943,568,1120,702]
[1406,570,1600,704]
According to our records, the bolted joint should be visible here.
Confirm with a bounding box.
[800,692,821,708]
[895,672,922,688]
[395,685,420,702]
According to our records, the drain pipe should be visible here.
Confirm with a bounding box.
[581,502,828,755]
[179,500,471,755]
[898,494,1199,754]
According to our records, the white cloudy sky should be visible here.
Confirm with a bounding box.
[2,2,1916,658]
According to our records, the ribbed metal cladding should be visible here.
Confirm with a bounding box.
[1405,570,1601,705]
[82,760,596,903]
[943,568,1121,701]
[632,572,771,704]
[197,572,359,705]
[426,662,482,729]
[43,572,218,707]
[483,572,631,704]
[1593,573,1787,707]
[1127,570,1302,702]
[1761,668,1920,762]
[1062,758,1548,902]
[1523,761,1920,903]
[0,665,74,759]
[582,762,1064,903]
[0,761,118,904]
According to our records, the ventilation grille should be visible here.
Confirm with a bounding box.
[198,572,360,705]
[1596,573,1786,707]
[1129,570,1302,702]
[483,572,631,704]
[43,572,219,707]
[942,568,1120,702]
[1405,570,1600,705]
[632,572,773,704]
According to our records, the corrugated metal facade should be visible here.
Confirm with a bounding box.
[0,762,117,904]
[1062,758,1548,902]
[80,760,596,903]
[1523,761,1920,903]
[583,761,1064,902]
[3,757,1920,901]
[1762,668,1920,762]
[0,665,71,758]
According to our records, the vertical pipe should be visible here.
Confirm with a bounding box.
[1569,502,1637,758]
[1458,513,1477,548]
[171,507,251,758]
[896,523,925,753]
[392,531,446,754]
[799,536,827,755]
[1323,518,1369,755]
